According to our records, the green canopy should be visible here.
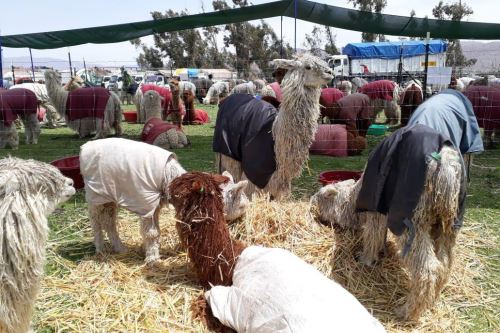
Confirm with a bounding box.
[2,0,500,49]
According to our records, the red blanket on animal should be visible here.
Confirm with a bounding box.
[359,80,396,101]
[66,88,110,121]
[464,86,500,131]
[320,88,345,121]
[0,88,38,126]
[141,117,181,144]
[400,84,423,126]
[333,93,373,137]
[192,109,210,124]
[269,82,283,103]
[141,84,185,119]
[309,124,348,157]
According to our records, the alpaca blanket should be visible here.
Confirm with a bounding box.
[141,118,180,144]
[66,88,110,121]
[359,80,396,101]
[408,89,484,154]
[10,83,51,103]
[400,84,423,126]
[206,246,386,333]
[356,124,458,236]
[80,138,174,218]
[213,94,277,188]
[463,85,500,131]
[0,88,37,126]
[191,109,210,124]
[269,82,282,102]
[334,93,373,137]
[309,124,348,157]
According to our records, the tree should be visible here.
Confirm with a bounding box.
[303,26,339,57]
[131,39,164,69]
[432,1,477,68]
[348,0,387,42]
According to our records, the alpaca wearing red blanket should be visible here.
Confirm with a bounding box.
[169,172,386,333]
[182,90,210,125]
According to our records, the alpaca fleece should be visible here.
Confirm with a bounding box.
[80,138,174,218]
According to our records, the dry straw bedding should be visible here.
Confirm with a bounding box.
[34,196,496,332]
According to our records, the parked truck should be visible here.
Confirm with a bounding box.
[327,40,447,80]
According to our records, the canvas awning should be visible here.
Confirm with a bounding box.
[1,0,500,50]
[343,40,448,59]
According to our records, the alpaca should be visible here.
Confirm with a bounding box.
[141,90,189,149]
[399,83,423,126]
[202,81,230,105]
[351,76,368,93]
[80,138,249,264]
[338,80,352,95]
[167,79,186,126]
[169,172,386,333]
[319,87,344,123]
[182,90,210,125]
[179,80,196,96]
[464,85,500,148]
[214,53,334,199]
[10,83,62,128]
[193,77,213,103]
[0,157,75,333]
[135,84,172,123]
[252,79,266,95]
[64,76,85,91]
[359,79,401,126]
[0,88,41,149]
[229,82,255,95]
[44,70,122,139]
[311,126,465,321]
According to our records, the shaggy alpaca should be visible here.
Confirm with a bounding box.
[319,87,344,123]
[400,83,424,126]
[229,82,255,95]
[64,76,85,92]
[80,138,249,264]
[311,141,464,321]
[135,84,171,123]
[203,81,230,105]
[182,90,210,125]
[169,172,386,333]
[0,88,41,149]
[141,90,189,149]
[359,80,401,126]
[0,157,75,333]
[10,83,62,128]
[215,53,333,199]
[44,70,122,139]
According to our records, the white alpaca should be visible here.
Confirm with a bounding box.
[338,80,353,95]
[311,145,463,321]
[216,53,334,199]
[351,77,368,93]
[179,81,196,96]
[10,83,62,128]
[0,157,75,333]
[252,79,266,95]
[203,81,230,105]
[44,70,122,139]
[141,90,189,149]
[80,138,249,264]
[230,81,255,95]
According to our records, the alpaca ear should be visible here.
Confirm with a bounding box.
[272,59,302,70]
[234,180,248,193]
[221,171,234,184]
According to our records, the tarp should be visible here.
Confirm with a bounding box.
[1,0,500,49]
[343,40,447,59]
[174,68,200,77]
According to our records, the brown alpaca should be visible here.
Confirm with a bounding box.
[167,79,185,128]
[169,172,246,288]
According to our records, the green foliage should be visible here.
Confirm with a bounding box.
[348,0,388,42]
[304,26,339,57]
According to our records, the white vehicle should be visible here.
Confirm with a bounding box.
[107,75,123,91]
[327,40,447,79]
[141,72,168,88]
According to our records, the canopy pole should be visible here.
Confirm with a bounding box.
[67,47,73,78]
[294,0,297,52]
[280,16,283,58]
[83,57,88,84]
[423,32,430,100]
[11,61,15,84]
[29,48,36,82]
[0,31,4,88]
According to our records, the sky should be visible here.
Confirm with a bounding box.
[0,0,498,67]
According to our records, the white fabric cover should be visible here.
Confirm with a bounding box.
[206,246,386,333]
[80,138,174,218]
[10,83,51,103]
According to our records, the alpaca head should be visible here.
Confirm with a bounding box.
[44,69,62,86]
[64,76,85,92]
[143,90,163,111]
[0,157,75,216]
[169,79,180,95]
[273,53,333,88]
[310,179,358,228]
[220,171,249,222]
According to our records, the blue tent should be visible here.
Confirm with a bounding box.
[343,40,447,60]
[187,68,199,78]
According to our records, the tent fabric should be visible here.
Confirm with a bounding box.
[1,0,500,50]
[343,40,447,60]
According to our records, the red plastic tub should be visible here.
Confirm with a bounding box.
[50,156,84,189]
[318,170,362,186]
[123,111,138,123]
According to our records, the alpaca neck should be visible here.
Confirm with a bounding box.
[185,97,196,122]
[177,203,245,289]
[272,72,321,185]
[46,77,69,116]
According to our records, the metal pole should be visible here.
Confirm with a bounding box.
[294,0,297,52]
[67,48,73,78]
[280,16,283,58]
[29,48,36,82]
[11,61,15,84]
[423,32,430,99]
[0,32,4,88]
[83,57,88,84]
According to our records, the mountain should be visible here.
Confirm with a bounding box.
[1,56,137,71]
[460,41,500,73]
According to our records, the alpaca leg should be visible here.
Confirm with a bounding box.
[396,225,444,321]
[359,212,387,266]
[140,207,161,263]
[101,203,127,253]
[89,203,107,254]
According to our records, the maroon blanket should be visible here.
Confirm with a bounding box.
[141,117,180,144]
[193,109,210,124]
[464,86,500,131]
[359,80,396,101]
[400,84,423,126]
[0,88,38,126]
[66,87,110,121]
[269,82,282,103]
[334,93,373,137]
[320,88,344,106]
[309,124,348,157]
